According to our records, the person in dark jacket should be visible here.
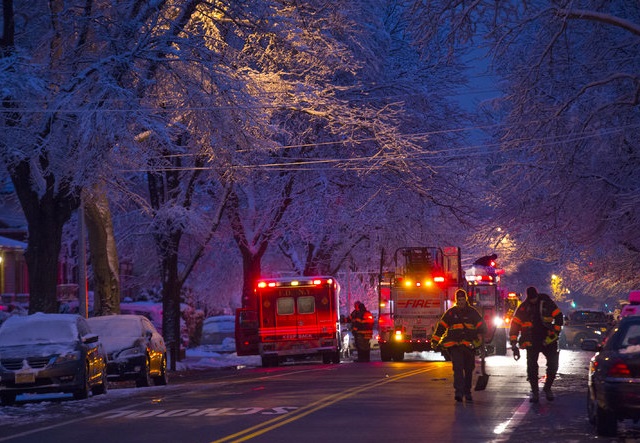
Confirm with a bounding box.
[509,286,564,403]
[432,289,487,402]
[349,301,374,362]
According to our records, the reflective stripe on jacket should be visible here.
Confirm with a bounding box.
[509,293,563,348]
[432,305,486,349]
[351,309,374,339]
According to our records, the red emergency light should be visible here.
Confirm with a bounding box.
[470,275,495,283]
[256,277,332,289]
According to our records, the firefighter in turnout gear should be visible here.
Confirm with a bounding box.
[509,286,564,403]
[349,301,374,362]
[432,289,487,402]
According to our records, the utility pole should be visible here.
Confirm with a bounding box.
[78,199,88,318]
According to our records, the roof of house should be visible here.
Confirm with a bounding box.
[0,235,26,250]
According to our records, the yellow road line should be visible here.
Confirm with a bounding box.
[212,365,440,443]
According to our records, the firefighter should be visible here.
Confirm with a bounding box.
[350,301,374,362]
[432,289,487,402]
[509,286,564,403]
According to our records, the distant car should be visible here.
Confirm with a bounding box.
[583,315,640,436]
[0,313,108,405]
[201,315,236,350]
[559,309,610,348]
[87,314,168,387]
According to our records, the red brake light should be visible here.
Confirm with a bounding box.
[607,360,632,377]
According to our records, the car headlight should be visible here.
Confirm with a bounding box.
[55,351,81,364]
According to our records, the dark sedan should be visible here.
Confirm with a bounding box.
[87,314,168,387]
[0,313,108,405]
[583,315,640,436]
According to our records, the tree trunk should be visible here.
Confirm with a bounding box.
[240,251,262,311]
[161,242,182,371]
[9,161,79,314]
[23,217,65,313]
[83,187,120,315]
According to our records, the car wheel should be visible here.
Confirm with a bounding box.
[0,393,16,406]
[573,333,589,348]
[153,355,169,386]
[91,363,109,396]
[261,354,278,367]
[379,344,392,362]
[595,401,617,437]
[136,357,153,388]
[73,364,90,400]
[586,389,596,425]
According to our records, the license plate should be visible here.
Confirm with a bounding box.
[15,371,35,384]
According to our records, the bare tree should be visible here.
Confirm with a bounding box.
[409,1,640,298]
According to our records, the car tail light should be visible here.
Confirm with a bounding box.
[607,359,632,377]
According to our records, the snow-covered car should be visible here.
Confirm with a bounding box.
[583,315,640,436]
[87,314,168,387]
[201,315,236,351]
[0,313,108,405]
[120,302,190,348]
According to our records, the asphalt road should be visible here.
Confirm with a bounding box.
[0,349,638,443]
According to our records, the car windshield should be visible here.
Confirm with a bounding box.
[0,315,78,345]
[88,316,142,338]
[571,311,607,323]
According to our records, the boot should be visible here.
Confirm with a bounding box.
[529,380,539,403]
[530,389,539,403]
[543,382,555,401]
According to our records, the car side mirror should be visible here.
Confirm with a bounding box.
[83,333,100,344]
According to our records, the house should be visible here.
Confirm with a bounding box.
[0,235,29,306]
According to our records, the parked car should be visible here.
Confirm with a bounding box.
[583,315,640,436]
[0,313,108,405]
[559,309,610,348]
[200,315,236,350]
[87,314,168,387]
[120,302,190,348]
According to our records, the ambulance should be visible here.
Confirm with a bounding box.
[235,276,341,367]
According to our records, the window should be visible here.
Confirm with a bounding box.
[297,296,315,314]
[623,324,640,347]
[277,297,295,315]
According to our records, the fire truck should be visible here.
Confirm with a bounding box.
[377,246,462,362]
[464,257,519,355]
[235,276,342,367]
